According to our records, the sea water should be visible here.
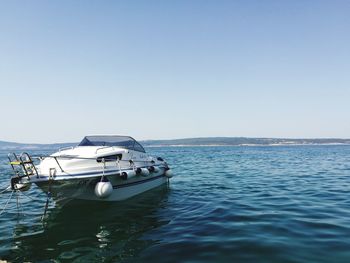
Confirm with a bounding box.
[1,146,350,262]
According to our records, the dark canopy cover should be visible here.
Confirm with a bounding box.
[78,136,145,152]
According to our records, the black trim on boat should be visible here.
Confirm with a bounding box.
[113,174,165,189]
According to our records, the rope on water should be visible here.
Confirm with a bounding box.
[0,190,14,216]
[0,186,11,195]
[17,190,35,201]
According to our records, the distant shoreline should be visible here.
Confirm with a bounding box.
[1,137,350,150]
[2,144,350,151]
[146,143,350,147]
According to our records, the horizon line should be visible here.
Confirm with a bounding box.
[1,136,350,145]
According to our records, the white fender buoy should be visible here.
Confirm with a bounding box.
[165,169,173,178]
[127,170,136,178]
[94,181,113,198]
[141,168,150,176]
[120,170,136,180]
[15,183,31,191]
[153,166,160,173]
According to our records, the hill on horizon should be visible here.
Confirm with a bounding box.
[142,137,350,146]
[1,137,350,150]
[0,140,75,150]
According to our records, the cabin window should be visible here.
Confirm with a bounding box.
[133,142,146,153]
[96,154,122,162]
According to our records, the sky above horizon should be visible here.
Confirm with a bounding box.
[0,1,349,143]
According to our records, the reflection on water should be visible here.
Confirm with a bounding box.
[7,185,170,262]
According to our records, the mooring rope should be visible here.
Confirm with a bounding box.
[0,186,11,195]
[0,190,14,216]
[41,174,53,221]
[17,190,35,201]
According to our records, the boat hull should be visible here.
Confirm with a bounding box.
[35,173,169,202]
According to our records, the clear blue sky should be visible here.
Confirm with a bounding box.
[0,0,349,143]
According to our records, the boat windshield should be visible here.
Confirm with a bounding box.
[78,136,146,153]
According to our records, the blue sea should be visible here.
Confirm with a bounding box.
[1,146,350,262]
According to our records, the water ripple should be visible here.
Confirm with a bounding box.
[1,146,350,262]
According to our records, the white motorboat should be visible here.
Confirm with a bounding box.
[7,135,173,202]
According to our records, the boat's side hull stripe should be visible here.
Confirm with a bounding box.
[113,174,166,189]
[53,164,163,177]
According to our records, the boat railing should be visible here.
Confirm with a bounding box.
[58,146,74,153]
[95,146,113,154]
[32,155,157,164]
